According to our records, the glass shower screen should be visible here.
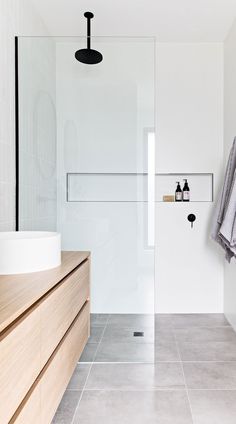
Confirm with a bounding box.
[18,36,155,362]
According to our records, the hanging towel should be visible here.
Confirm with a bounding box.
[211,137,236,262]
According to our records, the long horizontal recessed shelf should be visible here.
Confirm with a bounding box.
[66,172,213,203]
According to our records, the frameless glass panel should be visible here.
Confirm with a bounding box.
[18,36,155,363]
[18,37,57,231]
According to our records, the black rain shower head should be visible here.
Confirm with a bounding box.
[75,12,103,65]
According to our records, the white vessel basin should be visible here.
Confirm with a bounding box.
[0,231,61,275]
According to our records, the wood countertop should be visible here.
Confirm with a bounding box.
[0,251,90,334]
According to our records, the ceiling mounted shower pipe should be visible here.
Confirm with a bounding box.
[75,12,103,65]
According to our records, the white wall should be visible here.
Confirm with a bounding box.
[0,0,52,232]
[224,19,236,327]
[156,43,224,312]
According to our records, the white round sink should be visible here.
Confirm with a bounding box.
[0,231,61,275]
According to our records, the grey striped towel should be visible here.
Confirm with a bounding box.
[211,137,236,262]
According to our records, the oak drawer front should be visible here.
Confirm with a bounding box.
[10,385,41,424]
[41,260,90,365]
[0,307,41,424]
[10,302,89,424]
[41,302,90,424]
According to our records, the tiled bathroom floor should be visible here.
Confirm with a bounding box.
[52,313,236,424]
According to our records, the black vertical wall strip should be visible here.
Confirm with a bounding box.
[15,37,19,231]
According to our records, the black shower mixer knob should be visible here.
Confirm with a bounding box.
[187,214,196,228]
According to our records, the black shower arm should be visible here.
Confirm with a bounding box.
[87,17,91,49]
[85,12,93,50]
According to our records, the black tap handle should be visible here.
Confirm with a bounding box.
[187,214,196,228]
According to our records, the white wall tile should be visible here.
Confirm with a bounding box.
[0,0,54,231]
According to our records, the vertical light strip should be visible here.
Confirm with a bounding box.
[148,131,155,247]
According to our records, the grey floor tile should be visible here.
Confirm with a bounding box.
[155,340,180,361]
[172,313,229,328]
[107,314,154,328]
[189,390,236,424]
[178,340,236,361]
[155,329,176,341]
[183,362,236,389]
[174,326,236,342]
[67,364,91,390]
[102,326,154,343]
[90,314,109,326]
[155,314,174,329]
[85,362,184,390]
[73,390,192,424]
[94,341,154,362]
[52,390,81,424]
[87,326,104,344]
[79,343,98,362]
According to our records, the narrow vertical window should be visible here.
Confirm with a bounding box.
[147,131,155,247]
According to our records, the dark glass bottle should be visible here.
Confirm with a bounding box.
[183,179,190,202]
[175,182,182,202]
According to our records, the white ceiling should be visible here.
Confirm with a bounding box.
[31,0,236,42]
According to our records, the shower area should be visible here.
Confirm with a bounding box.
[17,35,156,363]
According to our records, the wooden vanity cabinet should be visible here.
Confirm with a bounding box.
[0,251,90,424]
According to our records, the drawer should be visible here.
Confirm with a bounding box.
[41,301,90,424]
[41,260,90,365]
[10,384,41,424]
[0,307,41,424]
[10,302,90,424]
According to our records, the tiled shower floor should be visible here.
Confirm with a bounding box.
[52,313,236,424]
